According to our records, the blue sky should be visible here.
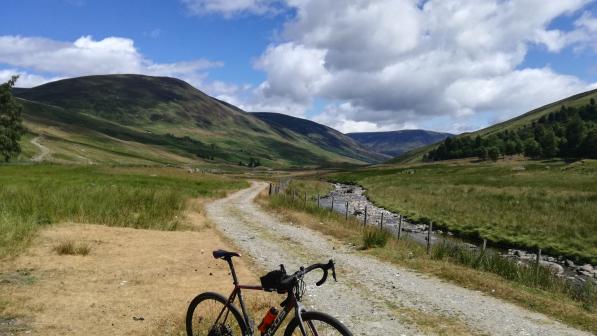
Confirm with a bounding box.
[2,0,597,133]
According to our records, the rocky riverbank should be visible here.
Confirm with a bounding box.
[320,183,597,283]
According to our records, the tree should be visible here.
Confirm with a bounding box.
[248,157,261,168]
[0,76,24,162]
[580,129,597,158]
[564,117,586,156]
[477,147,488,161]
[537,128,558,157]
[504,141,518,156]
[488,147,500,161]
[524,138,542,158]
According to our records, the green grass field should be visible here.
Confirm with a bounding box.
[0,164,247,257]
[329,160,597,264]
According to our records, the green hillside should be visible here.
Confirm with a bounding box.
[253,112,389,163]
[390,90,597,163]
[347,130,451,157]
[14,74,382,167]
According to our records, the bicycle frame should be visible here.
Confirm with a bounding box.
[218,258,312,336]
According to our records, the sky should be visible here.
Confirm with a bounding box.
[2,0,597,134]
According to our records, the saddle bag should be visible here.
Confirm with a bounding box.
[260,270,288,293]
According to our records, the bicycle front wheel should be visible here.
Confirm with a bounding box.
[284,311,352,336]
[186,292,247,336]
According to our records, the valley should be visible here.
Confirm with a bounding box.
[2,76,596,335]
[4,3,597,335]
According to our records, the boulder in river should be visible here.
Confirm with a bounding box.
[539,261,564,275]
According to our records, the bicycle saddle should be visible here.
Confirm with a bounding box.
[212,249,241,260]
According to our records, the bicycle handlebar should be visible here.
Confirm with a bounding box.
[280,259,336,288]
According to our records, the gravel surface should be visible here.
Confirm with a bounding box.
[206,182,592,336]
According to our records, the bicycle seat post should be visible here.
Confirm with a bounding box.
[226,257,240,286]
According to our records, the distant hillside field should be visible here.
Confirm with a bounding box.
[14,74,382,167]
[347,130,452,157]
[253,112,389,163]
[390,90,597,163]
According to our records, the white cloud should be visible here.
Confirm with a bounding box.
[0,35,222,88]
[144,28,162,39]
[254,43,328,104]
[250,0,597,132]
[0,69,62,88]
[181,0,285,17]
[313,102,416,133]
[572,11,597,51]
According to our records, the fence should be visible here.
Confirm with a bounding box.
[268,180,546,273]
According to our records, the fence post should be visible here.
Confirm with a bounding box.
[331,196,334,211]
[364,206,368,226]
[380,212,384,229]
[269,183,272,196]
[345,202,349,220]
[397,215,402,239]
[535,248,542,275]
[482,239,487,252]
[304,192,307,207]
[426,222,433,255]
[317,193,320,207]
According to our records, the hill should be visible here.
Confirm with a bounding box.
[346,130,452,157]
[13,74,383,167]
[253,112,389,163]
[393,88,597,164]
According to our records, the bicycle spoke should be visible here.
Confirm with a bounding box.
[191,298,243,335]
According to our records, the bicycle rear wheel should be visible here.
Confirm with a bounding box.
[186,292,247,336]
[284,311,352,336]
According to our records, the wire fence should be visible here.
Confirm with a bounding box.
[269,179,596,294]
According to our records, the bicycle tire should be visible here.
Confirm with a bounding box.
[186,292,247,336]
[283,311,352,336]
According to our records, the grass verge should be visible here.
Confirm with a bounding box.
[0,164,247,258]
[260,179,597,334]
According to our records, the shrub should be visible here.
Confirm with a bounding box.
[53,241,91,256]
[362,228,390,249]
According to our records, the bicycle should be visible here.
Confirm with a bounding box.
[186,249,353,336]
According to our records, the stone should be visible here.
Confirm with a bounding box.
[580,264,594,272]
[513,250,525,257]
[565,259,575,268]
[539,261,564,275]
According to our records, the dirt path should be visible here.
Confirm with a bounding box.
[205,182,592,336]
[30,136,51,162]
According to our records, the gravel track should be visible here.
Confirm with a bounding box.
[30,135,51,162]
[205,182,591,336]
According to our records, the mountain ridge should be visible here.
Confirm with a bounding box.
[14,74,383,167]
[347,130,452,157]
[392,88,597,164]
[253,112,390,163]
